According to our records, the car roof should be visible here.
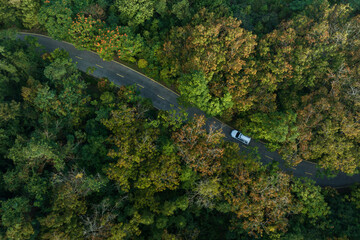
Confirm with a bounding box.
[240,134,251,142]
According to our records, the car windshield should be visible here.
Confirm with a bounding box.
[235,132,240,138]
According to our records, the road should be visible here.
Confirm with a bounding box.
[18,33,360,188]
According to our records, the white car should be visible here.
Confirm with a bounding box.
[231,130,251,145]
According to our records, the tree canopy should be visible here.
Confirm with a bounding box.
[1,0,360,238]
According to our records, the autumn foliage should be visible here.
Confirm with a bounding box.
[69,14,128,61]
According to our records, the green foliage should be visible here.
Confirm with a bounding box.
[38,0,73,40]
[7,137,64,172]
[228,0,317,36]
[248,1,360,172]
[17,0,40,29]
[179,167,198,189]
[171,0,191,21]
[0,0,40,29]
[0,0,17,29]
[103,101,181,195]
[1,2,360,239]
[289,0,315,11]
[157,108,188,132]
[243,111,299,150]
[38,183,87,239]
[345,184,360,209]
[115,0,155,27]
[1,197,34,240]
[178,71,233,116]
[291,179,330,223]
[155,216,168,229]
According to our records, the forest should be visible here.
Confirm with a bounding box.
[0,0,360,239]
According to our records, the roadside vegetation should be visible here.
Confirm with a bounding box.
[0,0,360,239]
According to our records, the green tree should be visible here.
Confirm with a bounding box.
[0,0,40,29]
[115,0,155,27]
[38,0,73,40]
[1,197,34,240]
[0,0,17,28]
[171,0,191,21]
[291,179,330,225]
[30,50,90,127]
[242,111,299,151]
[178,71,233,116]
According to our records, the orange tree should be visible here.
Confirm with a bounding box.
[69,14,143,62]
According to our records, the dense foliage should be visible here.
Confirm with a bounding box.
[0,29,359,240]
[4,0,355,173]
[0,0,360,238]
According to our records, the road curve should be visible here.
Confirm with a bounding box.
[17,33,360,188]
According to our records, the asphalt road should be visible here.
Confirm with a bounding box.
[17,33,360,188]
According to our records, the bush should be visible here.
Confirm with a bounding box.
[137,59,148,69]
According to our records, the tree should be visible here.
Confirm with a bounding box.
[81,199,118,240]
[38,180,87,239]
[161,8,257,116]
[102,90,181,210]
[1,197,34,240]
[171,0,191,21]
[219,142,295,237]
[26,50,91,128]
[38,0,73,40]
[250,1,360,172]
[0,0,17,28]
[282,86,360,173]
[228,0,299,36]
[69,14,144,62]
[115,0,155,27]
[178,71,233,116]
[17,0,40,29]
[68,14,106,51]
[0,0,40,29]
[243,111,299,151]
[172,115,225,176]
[291,179,330,224]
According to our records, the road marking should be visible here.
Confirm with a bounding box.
[157,95,165,100]
[75,56,82,59]
[96,64,103,68]
[265,155,273,160]
[259,140,265,144]
[111,60,180,96]
[137,84,144,88]
[242,145,248,149]
[305,172,312,175]
[117,73,124,78]
[18,32,182,98]
[291,167,296,170]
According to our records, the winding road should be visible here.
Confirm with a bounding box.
[18,33,360,188]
